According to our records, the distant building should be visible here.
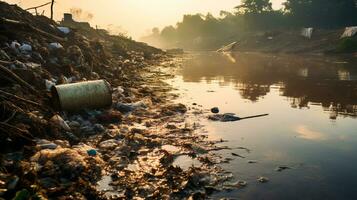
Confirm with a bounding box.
[61,13,91,30]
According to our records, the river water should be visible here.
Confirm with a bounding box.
[170,52,357,199]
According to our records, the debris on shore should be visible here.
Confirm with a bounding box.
[0,2,241,199]
[257,177,269,183]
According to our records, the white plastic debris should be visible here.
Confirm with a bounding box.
[25,62,41,69]
[50,114,71,131]
[66,76,76,83]
[19,43,32,52]
[36,139,58,150]
[10,60,27,70]
[217,42,238,52]
[45,79,56,91]
[57,26,71,34]
[99,139,120,149]
[10,41,20,49]
[341,26,357,38]
[301,27,313,39]
[117,86,124,94]
[48,42,63,50]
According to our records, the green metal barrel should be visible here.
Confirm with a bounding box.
[51,80,112,111]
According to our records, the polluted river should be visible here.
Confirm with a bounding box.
[166,52,357,199]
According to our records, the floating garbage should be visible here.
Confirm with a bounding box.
[51,80,112,111]
[223,180,247,188]
[209,113,269,122]
[217,41,238,52]
[257,176,269,183]
[247,160,258,164]
[275,166,290,172]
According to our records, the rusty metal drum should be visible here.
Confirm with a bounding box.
[51,80,112,111]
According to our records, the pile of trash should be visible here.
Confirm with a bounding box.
[0,2,238,199]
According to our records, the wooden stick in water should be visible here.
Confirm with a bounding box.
[239,114,269,120]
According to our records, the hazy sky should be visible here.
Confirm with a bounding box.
[4,0,285,39]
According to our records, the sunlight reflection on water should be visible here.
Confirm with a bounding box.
[170,52,357,199]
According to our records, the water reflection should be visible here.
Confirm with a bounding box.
[295,125,326,141]
[181,52,357,119]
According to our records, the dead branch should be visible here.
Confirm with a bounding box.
[0,64,39,95]
[50,0,54,20]
[2,110,16,123]
[0,90,42,106]
[0,60,13,65]
[0,17,65,42]
[25,2,52,11]
[0,122,34,142]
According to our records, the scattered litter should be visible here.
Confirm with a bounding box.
[211,107,219,114]
[217,42,238,52]
[275,166,290,172]
[223,180,247,188]
[19,43,32,53]
[57,26,71,34]
[231,153,245,158]
[0,2,239,199]
[301,27,313,39]
[99,139,120,149]
[209,113,240,122]
[209,113,269,122]
[48,42,63,50]
[50,114,71,131]
[247,160,258,164]
[115,101,146,113]
[87,149,97,156]
[45,79,56,91]
[257,177,269,183]
[341,26,357,38]
[36,139,58,150]
[10,41,20,49]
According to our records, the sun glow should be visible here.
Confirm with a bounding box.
[4,0,284,39]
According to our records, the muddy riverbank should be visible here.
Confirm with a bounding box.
[0,2,240,199]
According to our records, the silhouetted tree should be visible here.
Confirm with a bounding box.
[236,0,272,14]
[284,0,357,27]
[141,0,357,50]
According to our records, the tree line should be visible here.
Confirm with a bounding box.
[141,0,357,49]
